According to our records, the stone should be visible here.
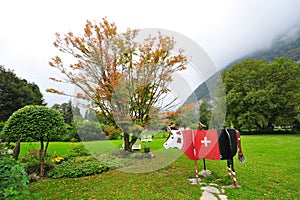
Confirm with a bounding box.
[200,191,218,200]
[221,183,242,188]
[218,195,228,200]
[199,184,228,200]
[200,186,220,194]
[28,173,40,182]
[200,169,212,177]
[187,178,201,184]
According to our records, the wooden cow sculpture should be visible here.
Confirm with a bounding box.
[164,126,245,186]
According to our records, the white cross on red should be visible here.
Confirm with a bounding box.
[201,136,211,147]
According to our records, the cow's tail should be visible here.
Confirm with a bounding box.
[235,130,245,163]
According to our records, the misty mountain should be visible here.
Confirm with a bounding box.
[184,26,300,105]
[225,26,300,68]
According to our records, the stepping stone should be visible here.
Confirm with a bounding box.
[201,186,220,194]
[200,191,218,200]
[199,185,228,200]
[200,169,212,177]
[187,178,201,184]
[221,184,242,188]
[218,194,228,200]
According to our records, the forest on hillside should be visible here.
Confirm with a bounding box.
[186,26,300,104]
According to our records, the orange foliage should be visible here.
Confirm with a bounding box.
[48,17,187,132]
[45,88,65,95]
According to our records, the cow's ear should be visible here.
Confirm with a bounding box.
[167,126,172,132]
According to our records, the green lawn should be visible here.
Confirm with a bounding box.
[27,134,300,199]
[19,142,73,159]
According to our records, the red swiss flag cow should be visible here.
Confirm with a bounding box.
[181,130,221,161]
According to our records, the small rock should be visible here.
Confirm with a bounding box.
[200,191,218,200]
[200,169,212,177]
[221,184,242,188]
[187,178,201,184]
[200,186,220,194]
[28,173,40,182]
[218,195,228,200]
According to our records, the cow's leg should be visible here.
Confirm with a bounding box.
[203,159,207,171]
[227,158,237,186]
[194,160,199,184]
[200,159,211,177]
[230,158,237,186]
[227,159,232,178]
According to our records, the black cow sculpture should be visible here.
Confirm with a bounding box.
[164,125,245,186]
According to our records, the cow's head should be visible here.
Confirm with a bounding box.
[163,129,184,150]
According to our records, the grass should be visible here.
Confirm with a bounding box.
[19,142,73,159]
[225,134,300,199]
[26,134,300,199]
[19,138,167,159]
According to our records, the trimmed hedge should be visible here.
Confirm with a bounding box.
[48,156,109,179]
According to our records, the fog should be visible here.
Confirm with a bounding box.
[1,0,300,106]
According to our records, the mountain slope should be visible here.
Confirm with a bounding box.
[184,26,300,105]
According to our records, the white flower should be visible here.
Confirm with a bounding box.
[7,149,13,154]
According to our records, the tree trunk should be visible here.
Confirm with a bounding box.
[12,138,21,160]
[267,122,274,133]
[45,137,50,153]
[124,132,130,151]
[39,137,45,177]
[123,133,138,152]
[129,135,138,151]
[255,121,264,132]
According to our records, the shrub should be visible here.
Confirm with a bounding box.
[70,137,78,142]
[94,150,154,170]
[0,121,5,133]
[95,153,131,169]
[67,143,91,158]
[75,120,106,141]
[3,105,66,176]
[48,156,109,178]
[0,142,30,199]
[21,150,54,176]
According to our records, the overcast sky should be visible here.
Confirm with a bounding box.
[1,0,300,106]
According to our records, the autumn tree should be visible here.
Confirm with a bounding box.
[47,18,187,151]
